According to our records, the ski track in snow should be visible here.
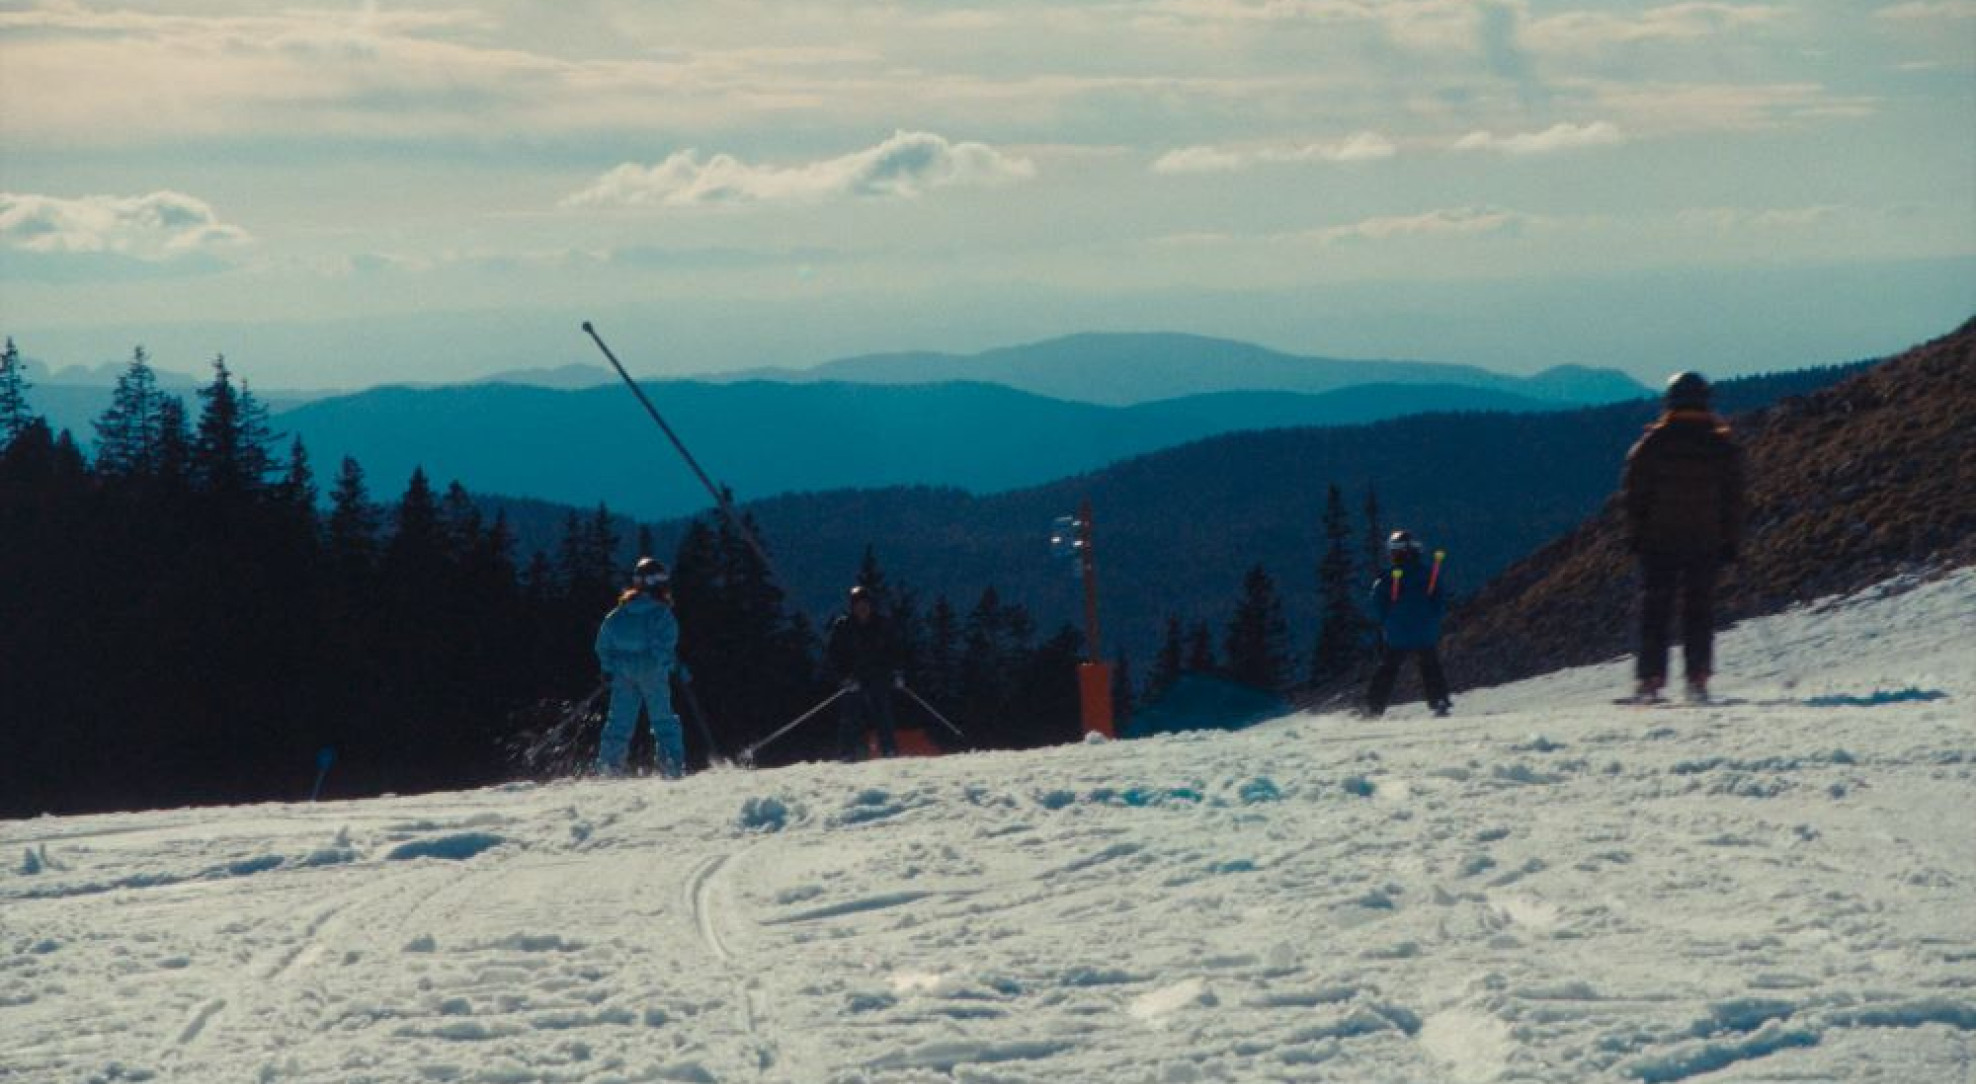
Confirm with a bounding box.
[3,568,1974,1082]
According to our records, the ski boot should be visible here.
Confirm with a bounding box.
[1623,678,1666,706]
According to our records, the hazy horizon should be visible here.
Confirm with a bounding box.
[4,1,1971,391]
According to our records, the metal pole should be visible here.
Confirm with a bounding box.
[738,686,854,766]
[898,682,967,739]
[1078,498,1103,661]
[581,321,781,580]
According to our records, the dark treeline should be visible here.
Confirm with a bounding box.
[0,342,1135,816]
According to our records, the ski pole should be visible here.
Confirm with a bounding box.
[536,680,609,774]
[581,321,782,583]
[1427,550,1445,596]
[310,746,337,802]
[738,686,854,766]
[677,675,723,760]
[897,682,966,739]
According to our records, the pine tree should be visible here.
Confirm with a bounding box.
[1150,616,1185,693]
[887,584,924,688]
[277,437,316,510]
[155,397,192,490]
[0,337,34,449]
[190,356,277,497]
[326,457,381,574]
[1311,483,1371,685]
[921,595,960,708]
[473,510,522,616]
[584,504,621,596]
[519,550,556,604]
[1362,484,1385,580]
[269,437,320,549]
[1008,623,1083,747]
[555,505,619,610]
[385,468,446,577]
[672,510,819,764]
[94,346,173,478]
[441,481,483,556]
[1111,650,1136,727]
[855,544,889,606]
[1224,563,1291,692]
[959,588,1023,743]
[1186,620,1216,673]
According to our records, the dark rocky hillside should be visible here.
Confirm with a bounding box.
[1445,319,1976,691]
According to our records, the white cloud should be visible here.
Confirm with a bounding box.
[1151,146,1250,174]
[1454,121,1624,154]
[1261,131,1399,163]
[1876,2,1976,19]
[1310,206,1534,244]
[562,131,1036,208]
[0,191,251,260]
[1676,205,1845,231]
[1527,3,1789,52]
[1153,132,1397,173]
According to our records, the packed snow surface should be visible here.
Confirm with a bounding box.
[5,570,1974,1083]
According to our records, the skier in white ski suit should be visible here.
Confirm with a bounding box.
[594,558,688,778]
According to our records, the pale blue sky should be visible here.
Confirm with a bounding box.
[1,0,1971,389]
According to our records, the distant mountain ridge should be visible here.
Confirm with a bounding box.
[718,332,1649,406]
[628,354,1880,670]
[269,378,1580,522]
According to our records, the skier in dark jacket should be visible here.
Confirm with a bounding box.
[1366,530,1452,717]
[825,584,902,761]
[1621,371,1746,702]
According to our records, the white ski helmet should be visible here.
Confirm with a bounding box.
[632,557,670,589]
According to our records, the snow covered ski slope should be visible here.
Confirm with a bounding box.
[5,570,1973,1083]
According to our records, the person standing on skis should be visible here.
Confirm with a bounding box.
[594,557,690,778]
[1365,530,1453,718]
[826,584,902,761]
[1621,371,1746,703]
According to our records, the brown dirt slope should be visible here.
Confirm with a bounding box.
[1444,318,1976,691]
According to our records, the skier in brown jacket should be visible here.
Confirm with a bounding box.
[1621,371,1746,702]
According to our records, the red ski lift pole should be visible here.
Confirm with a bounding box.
[582,321,781,583]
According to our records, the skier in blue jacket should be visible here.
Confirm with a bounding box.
[1366,530,1453,718]
[594,557,689,778]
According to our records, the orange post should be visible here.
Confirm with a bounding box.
[1079,662,1114,738]
[1075,499,1115,738]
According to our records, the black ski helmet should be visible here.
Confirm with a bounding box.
[1665,371,1712,410]
[847,584,872,605]
[1387,529,1423,562]
[632,557,669,589]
